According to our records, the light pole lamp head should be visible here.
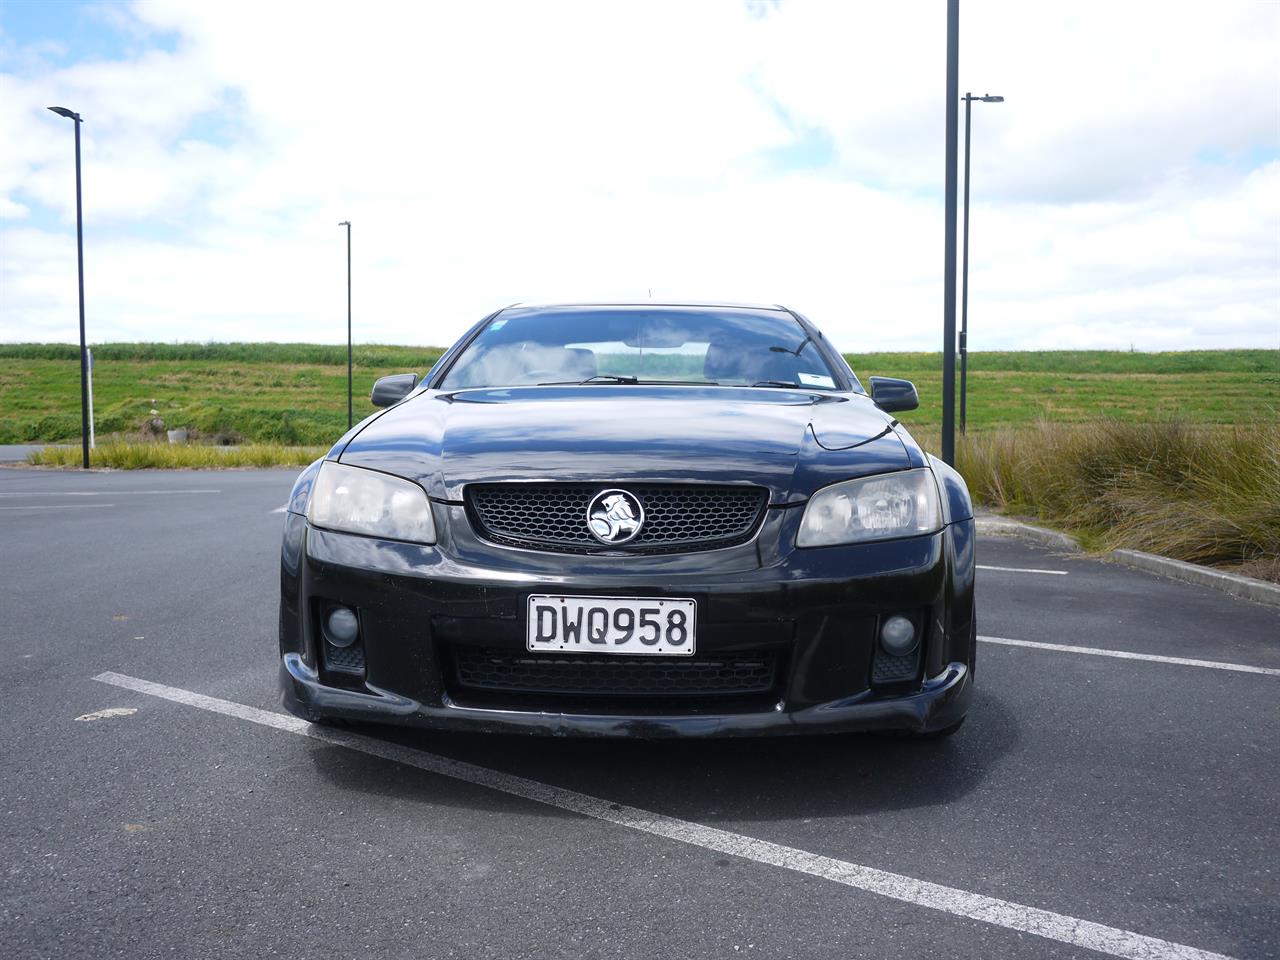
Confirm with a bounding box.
[338,220,350,227]
[48,106,81,121]
[980,95,1005,102]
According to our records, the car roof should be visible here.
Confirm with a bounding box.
[502,301,792,314]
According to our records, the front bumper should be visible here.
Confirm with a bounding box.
[280,652,970,738]
[278,508,977,738]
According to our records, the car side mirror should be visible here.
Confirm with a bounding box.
[370,373,419,407]
[868,376,919,413]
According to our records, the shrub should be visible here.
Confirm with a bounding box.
[27,442,326,469]
[958,419,1280,570]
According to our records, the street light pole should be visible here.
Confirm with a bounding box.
[960,92,1004,435]
[339,221,352,429]
[941,0,959,466]
[48,106,90,470]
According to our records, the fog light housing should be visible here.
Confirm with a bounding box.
[325,607,359,648]
[880,615,917,656]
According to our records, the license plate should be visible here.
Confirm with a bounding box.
[526,595,696,655]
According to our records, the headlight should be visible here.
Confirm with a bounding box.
[307,461,436,543]
[797,468,941,547]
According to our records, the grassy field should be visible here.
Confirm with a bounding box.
[849,349,1278,438]
[0,344,445,446]
[1,344,1275,446]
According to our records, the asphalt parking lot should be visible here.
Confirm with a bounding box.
[1,467,1277,960]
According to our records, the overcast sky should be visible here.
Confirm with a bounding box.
[1,0,1277,352]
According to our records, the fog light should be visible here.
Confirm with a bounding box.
[880,615,917,656]
[326,607,359,648]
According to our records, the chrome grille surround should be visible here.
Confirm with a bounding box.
[465,483,769,554]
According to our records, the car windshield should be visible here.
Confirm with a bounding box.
[439,307,842,390]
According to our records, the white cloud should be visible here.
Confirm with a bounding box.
[0,0,1277,352]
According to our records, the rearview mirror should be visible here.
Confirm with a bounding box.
[370,373,419,407]
[868,376,919,414]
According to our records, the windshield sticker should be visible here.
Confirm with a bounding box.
[798,373,835,388]
[489,318,508,331]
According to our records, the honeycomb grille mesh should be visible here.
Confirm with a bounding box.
[466,484,767,554]
[871,648,919,684]
[454,650,777,697]
[323,642,366,675]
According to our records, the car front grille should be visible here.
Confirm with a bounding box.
[453,649,778,698]
[465,483,768,554]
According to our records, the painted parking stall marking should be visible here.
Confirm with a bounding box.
[0,503,116,511]
[976,564,1068,575]
[94,670,1236,960]
[0,489,221,497]
[979,635,1280,677]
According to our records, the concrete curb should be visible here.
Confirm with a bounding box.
[1109,549,1280,607]
[974,513,1280,608]
[973,516,1082,553]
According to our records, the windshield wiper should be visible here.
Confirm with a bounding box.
[769,335,814,358]
[537,374,638,385]
[633,379,719,385]
[536,376,725,386]
[752,379,802,389]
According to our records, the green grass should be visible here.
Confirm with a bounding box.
[1,344,1274,446]
[0,345,443,446]
[0,342,434,365]
[851,350,1278,437]
[28,442,327,469]
[844,349,1278,374]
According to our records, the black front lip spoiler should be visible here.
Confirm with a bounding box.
[280,653,971,739]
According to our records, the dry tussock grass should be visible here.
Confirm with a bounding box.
[958,419,1280,575]
[29,442,326,469]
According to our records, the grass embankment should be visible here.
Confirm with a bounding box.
[849,349,1278,434]
[0,343,443,446]
[957,420,1280,581]
[1,345,1275,446]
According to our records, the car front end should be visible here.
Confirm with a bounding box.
[278,305,977,738]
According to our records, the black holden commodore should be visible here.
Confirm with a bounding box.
[278,303,976,738]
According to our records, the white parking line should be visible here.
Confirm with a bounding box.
[270,505,289,514]
[977,564,1068,575]
[93,670,1235,960]
[0,489,220,497]
[979,635,1280,677]
[0,503,116,511]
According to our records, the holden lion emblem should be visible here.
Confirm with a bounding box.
[587,489,645,544]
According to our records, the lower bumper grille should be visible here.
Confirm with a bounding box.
[323,641,365,675]
[871,649,919,683]
[453,649,778,698]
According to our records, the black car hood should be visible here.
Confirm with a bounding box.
[339,385,911,504]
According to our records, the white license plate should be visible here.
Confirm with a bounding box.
[526,595,696,655]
